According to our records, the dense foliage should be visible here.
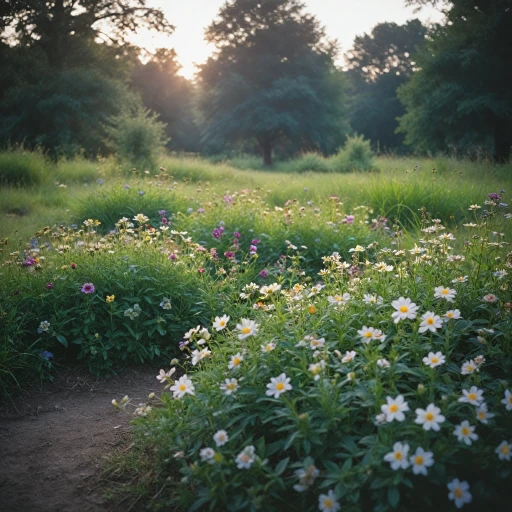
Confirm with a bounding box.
[398,0,512,161]
[197,0,348,165]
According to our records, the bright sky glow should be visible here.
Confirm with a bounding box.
[130,0,445,79]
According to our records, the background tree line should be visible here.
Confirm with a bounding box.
[0,0,510,164]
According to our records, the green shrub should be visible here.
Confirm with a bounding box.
[331,134,374,172]
[0,148,49,186]
[107,108,169,170]
[281,152,331,173]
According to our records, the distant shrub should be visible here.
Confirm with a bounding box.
[107,108,169,170]
[331,134,374,172]
[54,157,100,183]
[0,148,49,185]
[281,152,331,173]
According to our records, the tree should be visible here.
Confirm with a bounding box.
[344,20,427,152]
[197,0,348,165]
[132,49,200,152]
[1,0,174,69]
[398,0,512,161]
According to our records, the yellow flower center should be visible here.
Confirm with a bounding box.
[501,445,510,454]
[394,452,402,460]
[479,412,486,419]
[468,393,476,401]
[447,313,453,318]
[365,332,372,337]
[414,456,424,465]
[400,306,409,313]
[220,321,225,326]
[242,327,251,334]
[179,384,187,392]
[461,427,470,436]
[508,397,512,404]
[335,296,342,302]
[454,489,463,499]
[431,357,438,363]
[427,318,434,324]
[425,412,434,421]
[308,306,317,314]
[227,383,236,390]
[233,357,240,366]
[389,404,399,413]
[441,289,449,294]
[324,499,333,508]
[276,382,285,391]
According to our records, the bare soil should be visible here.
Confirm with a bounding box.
[0,367,158,512]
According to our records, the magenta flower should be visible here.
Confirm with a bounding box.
[224,251,235,259]
[46,282,54,289]
[168,253,177,260]
[81,283,95,294]
[233,231,241,238]
[251,239,261,245]
[259,269,269,278]
[198,268,205,274]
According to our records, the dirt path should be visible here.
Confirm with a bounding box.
[0,367,158,512]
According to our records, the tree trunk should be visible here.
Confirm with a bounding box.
[262,138,272,166]
[494,116,511,163]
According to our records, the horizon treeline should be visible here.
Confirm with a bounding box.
[0,0,511,165]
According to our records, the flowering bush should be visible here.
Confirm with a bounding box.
[124,193,512,510]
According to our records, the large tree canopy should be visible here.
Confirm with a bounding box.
[197,0,348,165]
[344,20,427,152]
[398,0,512,161]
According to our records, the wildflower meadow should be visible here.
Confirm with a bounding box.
[2,153,511,510]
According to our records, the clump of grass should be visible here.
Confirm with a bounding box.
[330,134,374,172]
[280,152,332,173]
[0,147,49,186]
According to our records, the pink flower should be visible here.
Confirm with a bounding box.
[81,283,95,294]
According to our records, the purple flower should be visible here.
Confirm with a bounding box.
[81,283,95,294]
[96,179,104,185]
[259,269,269,278]
[212,228,223,239]
[124,184,130,189]
[40,351,53,360]
[233,231,241,239]
[158,210,167,216]
[343,215,355,224]
[197,208,205,213]
[139,190,145,196]
[168,253,177,260]
[224,251,235,259]
[251,239,261,245]
[46,282,54,289]
[249,245,258,253]
[224,195,233,204]
[23,257,36,267]
[198,268,205,274]
[161,217,168,224]
[488,192,502,201]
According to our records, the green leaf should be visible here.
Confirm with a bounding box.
[56,335,68,347]
[387,486,400,508]
[275,457,289,476]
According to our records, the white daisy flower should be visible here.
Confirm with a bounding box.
[444,309,462,320]
[409,447,434,476]
[363,294,383,305]
[228,353,243,370]
[261,342,276,353]
[383,441,410,470]
[213,429,229,447]
[422,351,445,368]
[308,360,326,380]
[327,293,351,307]
[318,489,341,512]
[434,286,456,302]
[415,403,445,431]
[170,375,195,399]
[418,311,443,333]
[213,314,230,331]
[236,318,259,339]
[381,395,409,422]
[341,350,357,363]
[391,297,419,323]
[454,420,478,445]
[447,479,472,508]
[501,389,512,410]
[307,336,325,350]
[235,445,256,469]
[156,368,175,382]
[495,441,512,461]
[357,326,375,343]
[199,447,216,464]
[219,378,239,395]
[266,373,292,398]
[458,386,484,406]
[452,276,468,284]
[191,348,211,366]
[371,329,386,342]
[475,403,494,424]
[377,358,390,368]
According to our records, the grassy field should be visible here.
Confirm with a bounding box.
[1,149,512,511]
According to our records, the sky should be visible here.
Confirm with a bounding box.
[131,0,445,79]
